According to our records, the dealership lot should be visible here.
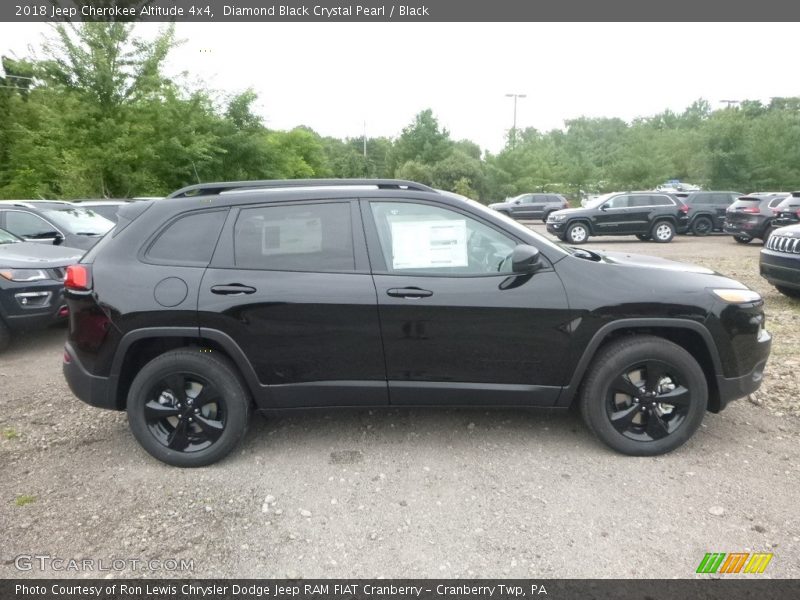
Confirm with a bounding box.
[1,229,799,578]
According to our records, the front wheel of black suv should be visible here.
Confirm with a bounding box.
[651,221,676,243]
[579,336,708,456]
[733,236,752,244]
[127,349,251,467]
[566,222,589,244]
[691,216,713,236]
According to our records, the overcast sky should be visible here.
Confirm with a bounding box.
[1,22,797,153]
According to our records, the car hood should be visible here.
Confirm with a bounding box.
[550,207,592,218]
[0,242,84,268]
[599,251,717,275]
[489,202,511,209]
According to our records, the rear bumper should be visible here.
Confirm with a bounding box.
[63,342,119,410]
[723,219,767,239]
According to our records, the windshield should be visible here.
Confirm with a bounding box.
[0,228,21,244]
[42,207,114,235]
[585,193,616,209]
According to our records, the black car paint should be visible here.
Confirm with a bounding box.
[682,191,741,232]
[723,195,786,240]
[63,187,770,418]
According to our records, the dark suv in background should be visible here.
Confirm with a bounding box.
[63,179,770,467]
[723,194,787,243]
[489,193,569,222]
[681,191,741,235]
[545,192,689,244]
[771,192,800,229]
[0,200,114,251]
[761,224,800,298]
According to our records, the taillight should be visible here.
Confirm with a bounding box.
[796,208,800,217]
[65,265,92,291]
[679,204,689,214]
[742,206,760,214]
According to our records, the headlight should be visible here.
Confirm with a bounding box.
[549,214,567,222]
[0,268,48,282]
[712,288,762,303]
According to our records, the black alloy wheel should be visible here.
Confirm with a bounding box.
[580,336,707,455]
[691,216,713,236]
[127,350,250,467]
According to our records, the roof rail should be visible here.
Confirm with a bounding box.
[167,179,438,198]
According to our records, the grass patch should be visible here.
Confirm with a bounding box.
[2,427,19,440]
[14,495,36,507]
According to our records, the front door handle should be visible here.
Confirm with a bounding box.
[211,284,257,295]
[387,287,433,299]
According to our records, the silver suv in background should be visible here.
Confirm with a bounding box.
[0,200,114,251]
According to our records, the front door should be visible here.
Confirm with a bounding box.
[198,200,387,408]
[363,199,572,407]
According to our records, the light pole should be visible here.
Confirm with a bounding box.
[505,93,526,147]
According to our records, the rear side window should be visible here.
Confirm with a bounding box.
[233,202,354,272]
[146,210,227,266]
[648,195,673,206]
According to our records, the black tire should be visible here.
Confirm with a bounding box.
[579,335,708,456]
[0,319,9,353]
[691,216,713,237]
[733,235,752,244]
[566,222,590,244]
[776,285,800,299]
[635,234,651,241]
[127,349,251,467]
[650,220,675,243]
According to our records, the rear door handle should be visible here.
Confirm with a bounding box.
[211,284,257,295]
[386,287,433,299]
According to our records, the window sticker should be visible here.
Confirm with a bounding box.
[261,217,322,255]
[390,219,468,269]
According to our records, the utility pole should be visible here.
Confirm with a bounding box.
[505,93,526,147]
[720,99,741,109]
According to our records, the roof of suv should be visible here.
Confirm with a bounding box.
[167,179,438,199]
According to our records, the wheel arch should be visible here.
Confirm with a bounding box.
[557,319,725,412]
[110,327,261,410]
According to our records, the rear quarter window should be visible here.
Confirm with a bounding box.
[145,210,228,266]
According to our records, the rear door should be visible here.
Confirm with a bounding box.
[198,199,387,408]
[363,198,571,407]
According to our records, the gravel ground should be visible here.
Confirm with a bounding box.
[1,230,798,579]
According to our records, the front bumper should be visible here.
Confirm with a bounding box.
[716,353,770,411]
[760,250,800,291]
[63,342,119,410]
[0,282,68,332]
[546,221,566,235]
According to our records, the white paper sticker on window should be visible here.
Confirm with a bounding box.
[390,219,468,269]
[261,217,322,255]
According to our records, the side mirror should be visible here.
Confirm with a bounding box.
[512,199,521,205]
[600,204,609,211]
[53,232,64,246]
[511,244,543,274]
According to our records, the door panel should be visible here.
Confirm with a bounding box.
[364,199,572,406]
[198,200,387,408]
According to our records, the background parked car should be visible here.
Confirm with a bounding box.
[723,194,787,243]
[0,200,114,251]
[761,224,800,298]
[0,227,83,352]
[489,193,569,222]
[771,192,800,229]
[71,199,132,222]
[681,191,741,235]
[546,191,689,244]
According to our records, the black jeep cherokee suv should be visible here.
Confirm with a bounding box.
[63,179,771,467]
[546,192,689,244]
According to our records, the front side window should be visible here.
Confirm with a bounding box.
[4,211,56,237]
[234,202,354,272]
[370,202,516,276]
[604,195,630,209]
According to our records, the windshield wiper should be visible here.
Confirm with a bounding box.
[75,232,102,236]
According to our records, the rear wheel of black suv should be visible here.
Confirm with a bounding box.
[651,221,675,243]
[691,216,713,236]
[579,336,707,456]
[733,236,751,244]
[127,349,251,467]
[776,285,800,299]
